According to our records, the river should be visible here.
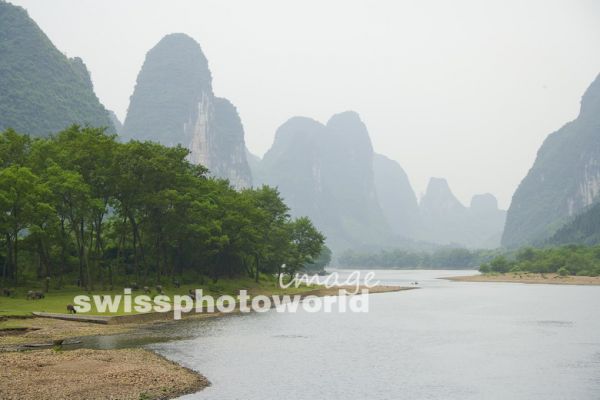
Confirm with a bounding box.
[145,270,600,399]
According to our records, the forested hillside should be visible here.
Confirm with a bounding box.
[548,202,600,246]
[502,73,600,247]
[0,1,114,136]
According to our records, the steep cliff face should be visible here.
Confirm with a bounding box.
[108,111,123,135]
[246,148,262,185]
[0,1,114,136]
[502,73,600,247]
[123,33,252,188]
[260,112,390,252]
[373,153,420,238]
[418,178,506,248]
[209,98,253,188]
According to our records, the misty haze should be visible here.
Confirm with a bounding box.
[0,1,599,399]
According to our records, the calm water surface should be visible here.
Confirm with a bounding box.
[147,270,600,400]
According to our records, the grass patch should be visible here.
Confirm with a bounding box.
[0,275,315,317]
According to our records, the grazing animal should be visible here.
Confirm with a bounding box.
[26,290,45,300]
[2,288,13,297]
[66,304,77,314]
[155,285,164,294]
[173,280,181,288]
[143,286,151,294]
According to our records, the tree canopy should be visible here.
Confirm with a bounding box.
[0,127,325,289]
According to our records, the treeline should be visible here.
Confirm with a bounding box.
[0,127,325,289]
[548,202,600,246]
[481,245,600,276]
[338,247,500,269]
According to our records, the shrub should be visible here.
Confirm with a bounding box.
[490,256,511,273]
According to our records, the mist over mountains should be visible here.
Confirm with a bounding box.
[503,73,600,247]
[252,113,507,252]
[252,112,391,252]
[0,0,508,254]
[122,33,252,189]
[14,0,600,256]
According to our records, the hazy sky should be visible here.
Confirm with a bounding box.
[11,0,600,208]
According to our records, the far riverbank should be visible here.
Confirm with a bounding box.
[445,272,600,285]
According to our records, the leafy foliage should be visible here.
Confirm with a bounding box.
[548,201,600,245]
[480,246,600,276]
[0,127,324,289]
[338,247,501,269]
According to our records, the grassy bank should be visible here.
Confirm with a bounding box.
[0,275,315,317]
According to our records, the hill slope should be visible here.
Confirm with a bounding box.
[122,33,251,188]
[0,1,114,136]
[502,73,600,247]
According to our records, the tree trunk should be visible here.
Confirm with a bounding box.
[254,254,260,283]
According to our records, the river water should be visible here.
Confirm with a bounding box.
[145,270,600,399]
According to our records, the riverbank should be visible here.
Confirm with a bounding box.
[445,272,600,285]
[0,284,410,399]
[1,284,411,348]
[0,348,208,400]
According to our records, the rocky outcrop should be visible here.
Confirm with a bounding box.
[246,148,262,185]
[208,98,253,188]
[468,193,507,248]
[373,153,420,238]
[0,1,114,136]
[260,112,390,252]
[122,33,252,188]
[417,178,506,248]
[502,73,600,247]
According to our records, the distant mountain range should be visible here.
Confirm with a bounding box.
[252,112,391,252]
[0,0,511,254]
[251,113,507,252]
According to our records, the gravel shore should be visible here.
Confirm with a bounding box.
[0,284,410,399]
[0,348,209,400]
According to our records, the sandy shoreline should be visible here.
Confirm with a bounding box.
[0,284,410,399]
[445,272,600,286]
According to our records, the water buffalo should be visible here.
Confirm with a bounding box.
[26,290,45,300]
